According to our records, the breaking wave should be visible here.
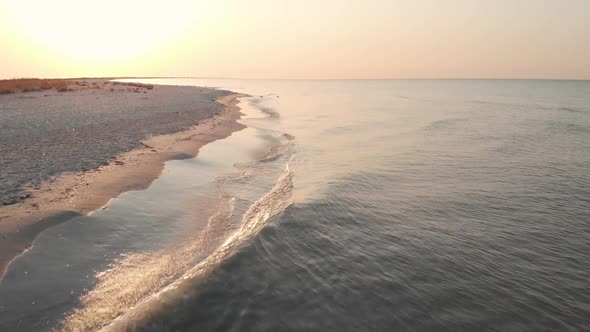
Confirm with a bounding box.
[57,196,236,332]
[100,155,294,331]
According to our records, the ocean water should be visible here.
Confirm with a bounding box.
[1,79,589,331]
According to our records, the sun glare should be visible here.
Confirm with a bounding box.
[5,0,200,60]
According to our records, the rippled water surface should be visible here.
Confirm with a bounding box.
[1,80,589,331]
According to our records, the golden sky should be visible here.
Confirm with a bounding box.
[1,0,589,79]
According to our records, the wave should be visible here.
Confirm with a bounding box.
[249,98,280,118]
[56,98,295,332]
[56,196,236,332]
[234,132,295,168]
[260,142,293,163]
[58,154,293,331]
[99,156,294,331]
[260,107,280,118]
[215,170,254,185]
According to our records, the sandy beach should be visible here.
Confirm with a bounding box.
[2,1,589,330]
[0,80,245,278]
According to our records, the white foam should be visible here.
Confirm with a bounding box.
[98,157,294,332]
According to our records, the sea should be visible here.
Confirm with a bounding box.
[0,79,589,331]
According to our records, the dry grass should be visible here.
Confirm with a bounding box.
[0,79,73,94]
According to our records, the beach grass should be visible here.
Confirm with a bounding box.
[0,78,72,94]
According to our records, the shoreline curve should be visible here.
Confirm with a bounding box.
[0,91,247,280]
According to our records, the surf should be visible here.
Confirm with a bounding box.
[98,155,295,332]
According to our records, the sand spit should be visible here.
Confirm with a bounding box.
[0,80,228,202]
[0,82,246,278]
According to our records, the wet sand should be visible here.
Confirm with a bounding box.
[0,81,246,278]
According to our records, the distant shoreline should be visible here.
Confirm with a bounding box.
[4,77,590,82]
[0,80,246,279]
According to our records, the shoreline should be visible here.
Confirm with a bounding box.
[0,92,247,279]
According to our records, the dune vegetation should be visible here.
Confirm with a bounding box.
[0,78,72,94]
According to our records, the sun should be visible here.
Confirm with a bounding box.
[4,0,201,60]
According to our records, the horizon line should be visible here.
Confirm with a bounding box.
[3,76,590,82]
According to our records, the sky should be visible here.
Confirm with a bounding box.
[0,0,589,80]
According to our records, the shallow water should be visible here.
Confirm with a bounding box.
[1,79,589,331]
[0,85,226,203]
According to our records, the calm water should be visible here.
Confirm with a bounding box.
[1,79,589,331]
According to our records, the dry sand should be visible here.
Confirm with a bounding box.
[0,84,246,278]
